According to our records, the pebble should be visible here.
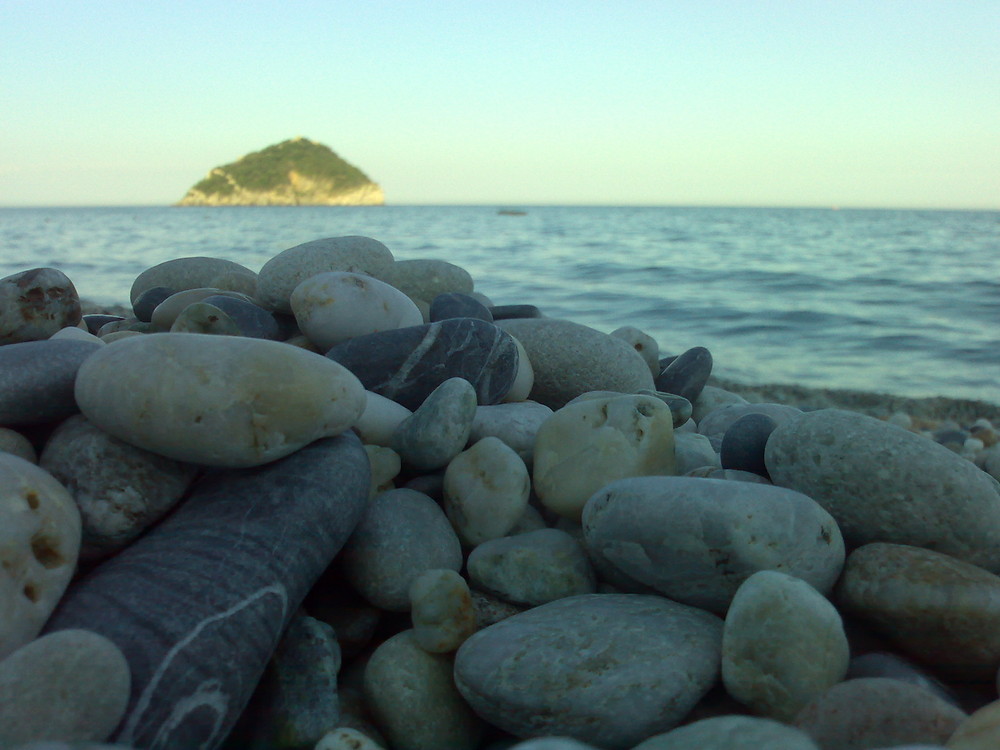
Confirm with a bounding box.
[490,303,543,319]
[409,568,477,653]
[131,285,173,321]
[389,258,475,305]
[532,394,675,522]
[609,325,660,377]
[581,476,845,614]
[947,699,1000,749]
[633,715,820,750]
[0,267,82,344]
[655,345,713,402]
[315,727,387,750]
[691,385,748,423]
[720,412,779,478]
[151,287,253,330]
[837,542,1000,681]
[290,271,423,350]
[698,402,802,445]
[364,629,483,750]
[502,334,535,402]
[765,409,1000,572]
[443,436,531,545]
[197,293,283,339]
[468,400,554,468]
[793,677,967,750]
[364,444,401,496]
[0,453,81,660]
[75,332,366,467]
[847,652,959,708]
[82,313,124,334]
[673,430,722,474]
[50,325,103,344]
[129,256,257,305]
[494,317,655,408]
[43,434,369,749]
[466,528,596,606]
[470,589,525,629]
[0,629,131,746]
[722,570,849,721]
[39,415,198,561]
[169,300,244,336]
[339,488,463,612]
[354,390,413,447]
[0,339,102,426]
[391,377,478,470]
[506,740,599,750]
[430,292,494,322]
[0,427,37,463]
[453,593,723,749]
[327,318,519,410]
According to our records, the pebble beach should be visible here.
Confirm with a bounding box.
[3,235,1000,750]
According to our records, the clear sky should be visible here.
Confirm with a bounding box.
[1,1,998,208]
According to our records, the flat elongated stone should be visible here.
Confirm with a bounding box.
[129,257,257,305]
[326,318,518,410]
[454,593,723,749]
[837,542,1000,681]
[429,292,493,322]
[495,318,654,409]
[765,409,1000,572]
[391,378,477,470]
[43,434,370,750]
[199,295,282,340]
[0,454,81,660]
[75,333,366,467]
[655,346,713,402]
[257,236,395,314]
[0,340,102,426]
[0,629,130,746]
[0,268,82,344]
[582,476,845,614]
[633,715,820,750]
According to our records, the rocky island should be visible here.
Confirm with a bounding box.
[176,137,384,206]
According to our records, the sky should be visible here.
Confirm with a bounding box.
[1,1,998,209]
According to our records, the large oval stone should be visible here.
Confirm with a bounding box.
[75,333,366,467]
[765,409,1000,572]
[326,318,518,410]
[129,256,258,305]
[0,268,82,344]
[0,340,102,426]
[495,318,654,409]
[453,593,723,749]
[837,542,1000,681]
[582,476,845,614]
[43,433,370,750]
[257,236,395,314]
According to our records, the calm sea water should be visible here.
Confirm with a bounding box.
[1,205,998,402]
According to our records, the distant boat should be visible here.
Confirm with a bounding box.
[497,209,527,216]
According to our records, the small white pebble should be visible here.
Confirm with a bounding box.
[315,727,386,750]
[887,411,912,430]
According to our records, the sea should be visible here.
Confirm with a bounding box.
[1,205,997,403]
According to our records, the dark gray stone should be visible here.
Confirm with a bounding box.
[201,295,282,340]
[325,318,518,410]
[43,433,370,750]
[0,340,102,425]
[132,286,174,323]
[489,304,543,320]
[430,293,494,323]
[82,314,124,335]
[847,651,959,708]
[654,346,713,402]
[720,413,779,478]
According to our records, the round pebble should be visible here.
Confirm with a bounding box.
[391,377,477,470]
[720,412,779,478]
[409,568,477,653]
[0,268,82,344]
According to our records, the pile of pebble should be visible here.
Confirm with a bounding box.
[2,235,1000,750]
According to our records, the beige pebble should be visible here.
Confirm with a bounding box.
[315,727,387,750]
[409,569,477,653]
[0,428,37,464]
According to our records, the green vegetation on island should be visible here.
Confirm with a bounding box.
[177,137,384,206]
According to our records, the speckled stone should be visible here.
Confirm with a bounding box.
[765,409,1000,572]
[39,415,198,561]
[793,678,966,750]
[466,528,596,606]
[291,271,423,350]
[326,318,519,410]
[409,568,477,653]
[469,401,553,468]
[429,292,494,322]
[340,488,463,612]
[633,715,820,750]
[582,476,845,614]
[391,378,477,470]
[0,453,81,660]
[495,318,654,409]
[257,236,395,314]
[655,346,713,402]
[0,268,82,345]
[470,589,524,629]
[75,333,366,467]
[0,629,130,746]
[837,542,1000,681]
[0,427,37,463]
[454,593,723,749]
[389,258,474,305]
[610,326,660,377]
[0,340,102,426]
[364,630,483,750]
[443,436,531,546]
[129,256,258,305]
[43,434,369,750]
[722,570,849,721]
[533,394,675,522]
[721,412,779,478]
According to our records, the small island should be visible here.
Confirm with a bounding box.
[176,137,384,206]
